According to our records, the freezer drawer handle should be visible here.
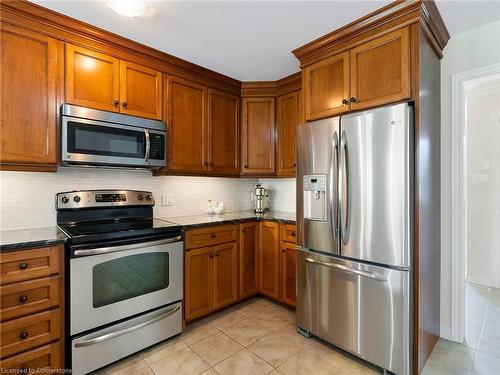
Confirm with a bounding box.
[73,236,182,257]
[74,304,181,348]
[305,258,386,281]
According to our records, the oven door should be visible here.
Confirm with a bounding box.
[70,237,183,335]
[61,116,166,168]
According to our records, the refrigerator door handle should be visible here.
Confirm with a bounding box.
[331,131,339,240]
[339,131,350,245]
[304,257,387,281]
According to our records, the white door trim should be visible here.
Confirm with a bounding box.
[449,62,500,343]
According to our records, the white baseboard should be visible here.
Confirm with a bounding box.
[440,325,453,341]
[466,274,499,288]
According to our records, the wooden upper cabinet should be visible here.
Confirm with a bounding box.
[259,221,280,299]
[0,23,59,169]
[212,242,238,309]
[120,61,162,119]
[241,98,275,175]
[277,91,300,176]
[166,76,208,172]
[239,222,259,298]
[303,52,350,121]
[208,89,239,175]
[66,44,120,112]
[184,247,213,321]
[350,27,410,111]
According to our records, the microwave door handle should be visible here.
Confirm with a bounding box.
[144,129,150,162]
[74,304,181,348]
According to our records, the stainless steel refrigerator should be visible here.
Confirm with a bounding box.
[296,102,412,375]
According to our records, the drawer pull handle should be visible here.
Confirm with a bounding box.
[19,262,28,270]
[20,331,29,339]
[211,233,216,239]
[19,294,28,303]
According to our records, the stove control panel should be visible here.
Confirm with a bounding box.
[56,190,154,210]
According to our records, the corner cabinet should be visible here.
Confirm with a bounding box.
[259,221,280,299]
[241,98,276,175]
[302,27,410,121]
[239,222,260,298]
[277,90,301,176]
[0,23,61,171]
[66,44,162,119]
[166,76,208,173]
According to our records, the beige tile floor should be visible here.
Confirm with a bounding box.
[92,286,500,375]
[92,297,382,375]
[422,284,500,375]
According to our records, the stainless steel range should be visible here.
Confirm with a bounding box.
[56,190,183,375]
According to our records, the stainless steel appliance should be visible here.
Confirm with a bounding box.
[296,103,413,375]
[61,104,166,169]
[57,190,183,374]
[254,184,270,213]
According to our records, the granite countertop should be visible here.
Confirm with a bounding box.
[165,210,296,228]
[0,226,68,252]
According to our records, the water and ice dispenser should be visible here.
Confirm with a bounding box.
[303,175,327,221]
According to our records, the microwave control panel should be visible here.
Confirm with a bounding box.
[149,133,165,160]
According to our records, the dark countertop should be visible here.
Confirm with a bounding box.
[0,211,295,251]
[0,226,67,252]
[164,210,296,228]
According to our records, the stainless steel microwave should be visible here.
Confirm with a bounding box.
[61,104,167,169]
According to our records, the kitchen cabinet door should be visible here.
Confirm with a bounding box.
[0,24,59,170]
[66,44,120,112]
[208,89,239,175]
[280,242,297,307]
[303,51,350,121]
[349,27,410,111]
[120,61,162,120]
[259,221,280,299]
[212,242,238,310]
[184,247,213,321]
[277,91,300,176]
[166,76,208,172]
[241,98,275,175]
[239,222,260,298]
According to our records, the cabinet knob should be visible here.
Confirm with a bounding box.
[209,252,214,258]
[349,97,357,103]
[19,262,28,270]
[215,251,219,257]
[244,165,249,169]
[122,101,128,108]
[19,294,28,303]
[282,249,286,253]
[20,331,29,340]
[342,99,349,105]
[211,233,216,239]
[113,99,119,106]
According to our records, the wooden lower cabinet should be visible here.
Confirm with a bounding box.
[280,241,297,307]
[213,242,238,309]
[239,222,260,298]
[259,221,280,299]
[0,245,64,370]
[184,240,239,322]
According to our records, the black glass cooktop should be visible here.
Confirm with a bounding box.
[59,218,182,245]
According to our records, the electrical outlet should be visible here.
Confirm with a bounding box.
[162,192,174,206]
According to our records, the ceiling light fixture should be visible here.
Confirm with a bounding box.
[108,0,147,18]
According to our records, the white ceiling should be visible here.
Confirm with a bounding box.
[33,1,500,81]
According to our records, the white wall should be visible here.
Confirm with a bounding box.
[465,82,500,288]
[257,178,296,212]
[440,19,500,336]
[0,169,258,230]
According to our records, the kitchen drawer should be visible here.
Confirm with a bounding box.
[1,277,60,322]
[0,308,61,358]
[185,224,238,249]
[0,341,61,370]
[0,246,62,285]
[281,224,296,243]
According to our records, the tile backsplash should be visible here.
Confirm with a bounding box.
[0,169,296,230]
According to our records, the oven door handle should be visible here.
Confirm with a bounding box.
[74,305,181,348]
[73,236,182,257]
